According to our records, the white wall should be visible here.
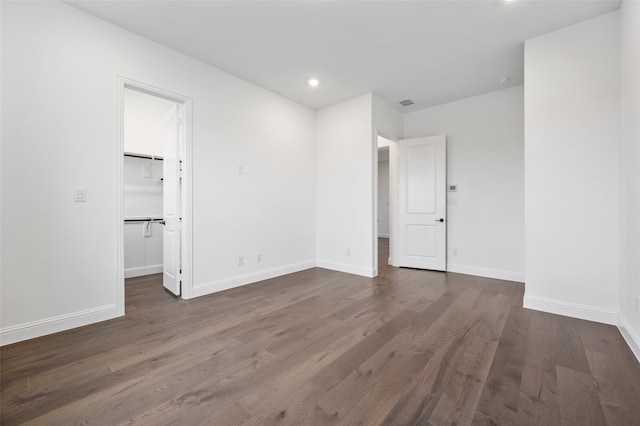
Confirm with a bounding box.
[0,1,316,344]
[524,11,620,324]
[316,94,375,277]
[372,94,403,141]
[123,156,163,278]
[377,152,390,238]
[124,89,174,157]
[404,86,525,282]
[619,0,640,358]
[124,221,163,278]
[123,157,163,217]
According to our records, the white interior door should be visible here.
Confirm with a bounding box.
[163,104,182,295]
[398,135,446,270]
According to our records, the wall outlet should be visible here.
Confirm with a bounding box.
[452,249,458,256]
[346,248,351,257]
[238,256,244,266]
[257,254,262,263]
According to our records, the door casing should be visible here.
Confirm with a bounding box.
[116,76,194,314]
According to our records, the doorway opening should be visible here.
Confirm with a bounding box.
[376,135,396,272]
[374,133,447,275]
[116,77,193,315]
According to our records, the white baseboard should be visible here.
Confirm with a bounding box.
[124,264,163,278]
[618,314,640,363]
[446,263,524,283]
[0,304,120,346]
[523,295,618,325]
[191,260,316,298]
[315,259,376,278]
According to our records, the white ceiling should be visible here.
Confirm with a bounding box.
[66,0,621,112]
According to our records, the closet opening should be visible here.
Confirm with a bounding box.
[116,77,193,315]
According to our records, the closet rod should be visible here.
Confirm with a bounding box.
[124,218,164,223]
[124,152,163,161]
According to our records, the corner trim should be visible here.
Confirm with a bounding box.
[447,263,524,283]
[0,304,120,346]
[192,261,316,298]
[523,295,618,325]
[618,314,640,363]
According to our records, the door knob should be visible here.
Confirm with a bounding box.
[159,220,166,225]
[436,218,444,222]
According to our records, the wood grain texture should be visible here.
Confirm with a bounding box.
[2,239,639,425]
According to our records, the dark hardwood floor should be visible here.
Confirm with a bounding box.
[2,239,640,425]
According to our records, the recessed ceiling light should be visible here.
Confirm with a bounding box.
[308,78,320,87]
[499,76,511,85]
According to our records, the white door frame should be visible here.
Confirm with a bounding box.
[115,76,194,314]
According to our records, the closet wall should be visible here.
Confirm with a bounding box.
[123,156,164,277]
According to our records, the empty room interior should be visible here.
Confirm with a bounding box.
[1,0,640,424]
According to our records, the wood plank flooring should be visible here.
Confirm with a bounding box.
[2,239,640,425]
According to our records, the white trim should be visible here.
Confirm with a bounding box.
[378,234,390,238]
[192,261,316,298]
[447,263,524,282]
[373,128,378,279]
[0,305,118,346]
[124,264,163,278]
[116,76,194,304]
[316,260,376,278]
[116,79,125,316]
[523,295,618,325]
[618,314,640,363]
[180,98,194,299]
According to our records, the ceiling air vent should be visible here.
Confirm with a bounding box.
[399,99,414,107]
